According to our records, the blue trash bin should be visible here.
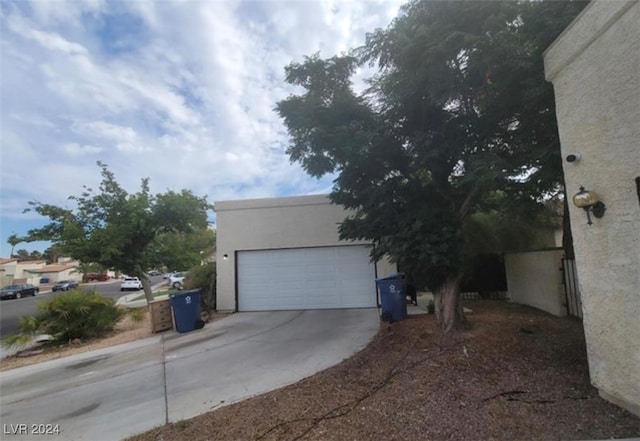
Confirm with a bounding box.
[170,289,201,333]
[376,273,407,322]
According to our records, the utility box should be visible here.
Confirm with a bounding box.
[149,298,173,333]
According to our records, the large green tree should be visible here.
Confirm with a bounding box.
[277,0,586,332]
[23,162,211,302]
[149,228,216,272]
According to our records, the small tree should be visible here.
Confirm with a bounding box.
[7,234,22,258]
[23,162,211,303]
[43,245,62,264]
[184,262,216,317]
[14,249,32,261]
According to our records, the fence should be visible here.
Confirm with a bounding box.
[561,258,583,319]
[504,248,566,317]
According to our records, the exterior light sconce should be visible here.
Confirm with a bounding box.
[223,254,228,260]
[572,186,606,225]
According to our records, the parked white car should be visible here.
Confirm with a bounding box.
[169,272,185,289]
[120,277,143,291]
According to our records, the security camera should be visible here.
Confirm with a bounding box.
[566,153,582,163]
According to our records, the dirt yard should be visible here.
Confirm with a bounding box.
[0,312,154,372]
[0,311,230,372]
[126,301,640,441]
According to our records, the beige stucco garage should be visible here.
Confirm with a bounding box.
[214,195,396,312]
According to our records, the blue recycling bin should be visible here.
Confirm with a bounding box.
[170,289,201,333]
[376,273,407,322]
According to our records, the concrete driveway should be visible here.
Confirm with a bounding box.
[0,308,380,441]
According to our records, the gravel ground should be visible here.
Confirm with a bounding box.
[126,301,640,441]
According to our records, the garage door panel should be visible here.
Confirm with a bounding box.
[305,296,343,309]
[304,247,335,258]
[306,280,337,290]
[340,261,371,272]
[276,281,306,290]
[306,263,336,274]
[238,246,375,311]
[336,246,369,258]
[339,278,370,290]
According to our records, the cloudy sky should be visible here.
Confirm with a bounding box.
[0,0,403,256]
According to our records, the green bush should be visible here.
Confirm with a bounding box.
[11,290,123,345]
[184,262,216,313]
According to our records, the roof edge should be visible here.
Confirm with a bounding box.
[214,194,332,212]
[544,0,637,81]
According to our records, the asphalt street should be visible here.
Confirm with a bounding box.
[0,309,380,441]
[0,276,164,337]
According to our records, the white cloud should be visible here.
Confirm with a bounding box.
[25,0,105,29]
[0,0,403,255]
[62,143,104,156]
[72,121,148,153]
[8,18,88,55]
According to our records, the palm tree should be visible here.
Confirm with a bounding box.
[7,234,22,258]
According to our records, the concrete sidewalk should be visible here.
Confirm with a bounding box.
[0,308,380,441]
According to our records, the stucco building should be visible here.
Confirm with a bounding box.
[215,195,395,312]
[544,0,640,416]
[0,258,47,285]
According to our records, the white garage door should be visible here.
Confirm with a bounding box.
[237,246,376,311]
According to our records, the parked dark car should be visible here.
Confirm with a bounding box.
[52,280,79,292]
[0,284,39,300]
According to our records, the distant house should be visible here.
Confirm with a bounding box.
[26,263,80,284]
[0,258,47,285]
[0,258,81,285]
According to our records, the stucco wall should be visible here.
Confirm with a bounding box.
[215,195,396,311]
[0,261,18,277]
[0,261,48,284]
[544,0,640,416]
[16,262,47,281]
[505,249,566,317]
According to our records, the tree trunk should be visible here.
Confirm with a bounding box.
[140,273,154,303]
[433,273,467,333]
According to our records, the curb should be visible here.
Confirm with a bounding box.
[116,282,171,309]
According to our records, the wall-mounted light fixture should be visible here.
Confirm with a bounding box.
[223,254,228,260]
[572,186,606,225]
